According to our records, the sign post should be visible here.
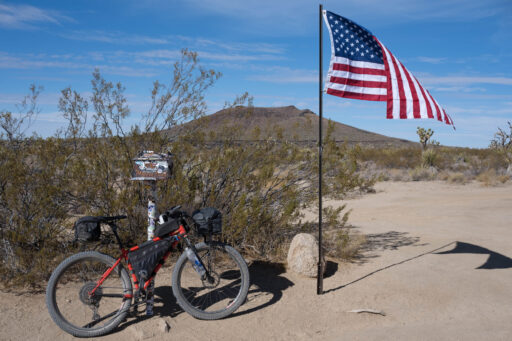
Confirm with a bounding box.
[131,151,173,314]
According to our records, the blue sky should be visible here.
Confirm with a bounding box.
[1,0,511,147]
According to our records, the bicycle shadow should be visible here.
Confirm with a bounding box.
[230,260,294,317]
[114,260,294,331]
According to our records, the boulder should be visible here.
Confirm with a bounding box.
[287,233,324,277]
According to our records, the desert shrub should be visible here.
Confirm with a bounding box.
[323,229,366,260]
[358,146,421,169]
[489,121,512,173]
[476,169,509,186]
[445,172,468,184]
[421,148,439,168]
[409,166,436,181]
[0,51,371,288]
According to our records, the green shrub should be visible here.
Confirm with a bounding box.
[0,51,370,288]
[421,148,439,168]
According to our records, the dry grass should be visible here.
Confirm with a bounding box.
[323,229,367,260]
[438,171,470,184]
[476,169,510,186]
[409,167,437,181]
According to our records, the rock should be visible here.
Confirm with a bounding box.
[287,233,324,277]
[129,325,154,340]
[157,317,171,333]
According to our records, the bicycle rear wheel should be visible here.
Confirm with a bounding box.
[172,242,250,320]
[46,251,132,337]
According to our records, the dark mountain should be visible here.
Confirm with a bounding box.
[174,105,416,147]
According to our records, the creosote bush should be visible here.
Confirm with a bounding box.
[0,50,372,288]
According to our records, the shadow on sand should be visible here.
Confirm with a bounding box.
[230,261,294,317]
[350,230,424,265]
[114,260,294,333]
[435,241,512,269]
[325,240,512,294]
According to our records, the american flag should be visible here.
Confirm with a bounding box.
[323,10,454,127]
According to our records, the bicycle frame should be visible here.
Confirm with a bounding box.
[88,224,188,299]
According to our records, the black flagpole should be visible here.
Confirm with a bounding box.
[317,3,324,295]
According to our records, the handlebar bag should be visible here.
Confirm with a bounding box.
[154,218,180,238]
[192,208,222,236]
[74,216,101,242]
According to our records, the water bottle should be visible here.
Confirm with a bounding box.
[185,248,206,278]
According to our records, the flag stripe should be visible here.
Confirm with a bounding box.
[414,75,434,119]
[326,82,387,95]
[399,60,421,119]
[377,40,398,119]
[387,49,407,118]
[326,88,387,101]
[330,70,386,82]
[331,56,385,70]
[329,76,387,88]
[332,63,387,76]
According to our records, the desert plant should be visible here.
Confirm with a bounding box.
[417,126,439,150]
[0,50,371,288]
[490,121,512,175]
[409,166,436,181]
[476,169,509,186]
[421,148,439,168]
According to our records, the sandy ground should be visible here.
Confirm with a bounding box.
[1,180,512,341]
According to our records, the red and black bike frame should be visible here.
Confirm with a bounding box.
[88,223,189,298]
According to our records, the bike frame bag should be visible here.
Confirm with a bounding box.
[128,238,171,282]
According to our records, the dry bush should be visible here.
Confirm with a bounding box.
[476,169,509,186]
[409,166,437,181]
[0,51,372,288]
[358,146,421,169]
[323,229,367,260]
[441,172,469,184]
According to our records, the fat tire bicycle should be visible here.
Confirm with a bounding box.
[45,208,250,338]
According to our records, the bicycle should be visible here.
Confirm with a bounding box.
[45,206,250,338]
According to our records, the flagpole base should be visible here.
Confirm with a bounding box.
[317,262,324,295]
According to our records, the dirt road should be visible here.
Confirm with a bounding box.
[2,181,511,340]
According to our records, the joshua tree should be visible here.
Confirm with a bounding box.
[416,127,439,150]
[490,121,512,175]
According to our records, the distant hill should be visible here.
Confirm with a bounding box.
[171,105,416,147]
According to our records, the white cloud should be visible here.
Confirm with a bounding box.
[417,56,446,64]
[0,51,159,77]
[248,66,316,83]
[418,75,512,86]
[59,30,171,45]
[0,3,73,30]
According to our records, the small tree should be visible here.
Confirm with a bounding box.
[416,127,439,150]
[490,121,512,175]
[417,127,440,168]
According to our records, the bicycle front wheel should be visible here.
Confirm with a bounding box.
[172,242,250,320]
[46,251,132,338]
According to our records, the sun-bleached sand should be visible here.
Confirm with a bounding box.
[1,180,511,340]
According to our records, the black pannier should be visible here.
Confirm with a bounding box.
[128,238,171,282]
[154,218,180,238]
[192,208,222,236]
[74,216,101,242]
